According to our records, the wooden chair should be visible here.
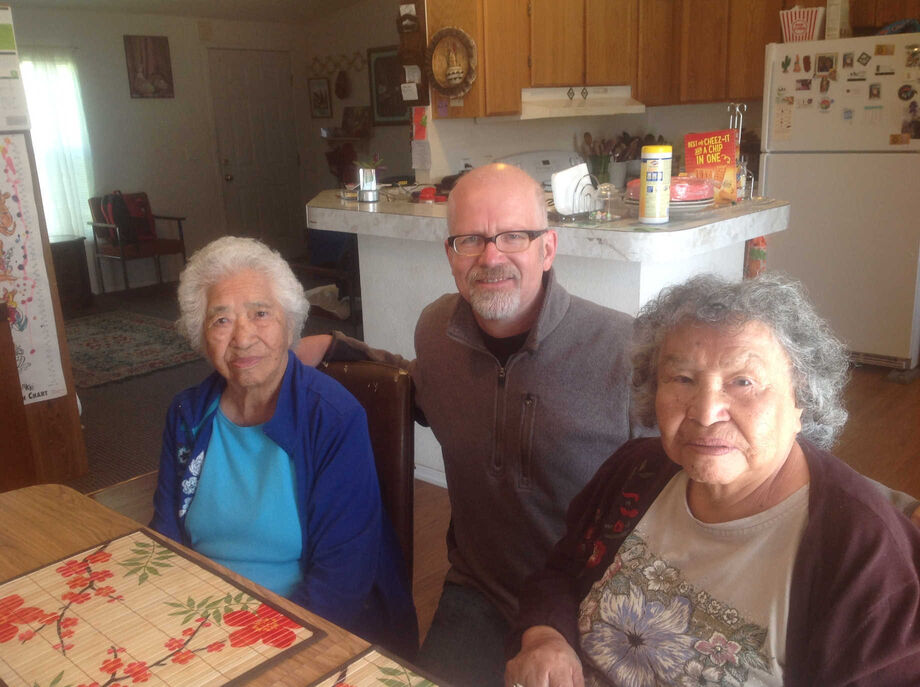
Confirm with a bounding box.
[87,195,187,292]
[320,360,415,581]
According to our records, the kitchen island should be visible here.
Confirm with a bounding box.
[307,189,789,484]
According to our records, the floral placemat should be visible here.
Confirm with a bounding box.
[0,530,323,686]
[309,647,440,687]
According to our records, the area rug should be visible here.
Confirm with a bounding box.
[65,310,200,388]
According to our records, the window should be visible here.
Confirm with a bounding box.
[20,47,94,238]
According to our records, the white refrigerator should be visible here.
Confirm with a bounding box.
[759,34,920,369]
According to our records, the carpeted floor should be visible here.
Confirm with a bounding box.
[66,310,201,388]
[65,282,361,494]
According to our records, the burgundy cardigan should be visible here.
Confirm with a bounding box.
[514,437,920,686]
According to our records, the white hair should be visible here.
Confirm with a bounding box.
[176,236,308,354]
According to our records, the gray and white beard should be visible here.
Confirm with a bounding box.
[467,266,521,321]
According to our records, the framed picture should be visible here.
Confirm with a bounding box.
[367,45,410,126]
[815,52,837,75]
[308,77,332,118]
[124,35,174,98]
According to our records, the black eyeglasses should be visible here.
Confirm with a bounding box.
[447,230,548,257]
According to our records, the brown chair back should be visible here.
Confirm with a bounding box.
[320,360,415,581]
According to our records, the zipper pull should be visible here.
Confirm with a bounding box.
[497,368,506,386]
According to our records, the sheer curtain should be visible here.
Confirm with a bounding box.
[20,46,94,238]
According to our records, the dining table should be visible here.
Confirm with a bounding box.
[0,484,432,687]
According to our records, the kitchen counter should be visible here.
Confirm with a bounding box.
[307,190,789,263]
[306,189,789,485]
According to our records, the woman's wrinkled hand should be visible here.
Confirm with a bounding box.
[505,625,584,687]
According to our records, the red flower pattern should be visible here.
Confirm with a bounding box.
[62,591,92,605]
[86,551,112,564]
[586,539,607,567]
[89,569,114,583]
[123,661,151,682]
[224,604,301,648]
[164,637,184,650]
[100,657,123,674]
[67,575,92,589]
[171,650,195,664]
[0,594,44,643]
[206,641,225,652]
[56,559,89,577]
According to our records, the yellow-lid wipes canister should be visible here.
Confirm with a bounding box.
[638,145,672,225]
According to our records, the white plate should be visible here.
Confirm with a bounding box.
[624,198,715,210]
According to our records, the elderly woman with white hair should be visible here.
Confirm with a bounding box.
[506,273,920,687]
[151,236,417,656]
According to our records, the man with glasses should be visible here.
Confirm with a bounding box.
[296,163,637,686]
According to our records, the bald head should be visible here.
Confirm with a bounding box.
[447,163,547,233]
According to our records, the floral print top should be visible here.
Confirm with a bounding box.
[578,471,809,687]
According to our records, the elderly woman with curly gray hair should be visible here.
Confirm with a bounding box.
[151,236,417,657]
[506,273,920,687]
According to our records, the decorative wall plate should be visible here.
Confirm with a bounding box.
[426,27,477,98]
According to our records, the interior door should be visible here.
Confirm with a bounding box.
[208,48,301,257]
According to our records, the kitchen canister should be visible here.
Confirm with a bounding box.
[638,145,672,225]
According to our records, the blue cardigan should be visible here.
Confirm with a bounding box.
[151,350,418,656]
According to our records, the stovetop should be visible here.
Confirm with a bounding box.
[494,150,585,191]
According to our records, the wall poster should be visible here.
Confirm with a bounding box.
[0,132,66,404]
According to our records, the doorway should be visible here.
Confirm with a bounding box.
[207,48,302,257]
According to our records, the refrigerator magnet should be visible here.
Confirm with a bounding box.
[869,84,882,99]
[815,53,836,75]
[858,52,871,66]
[907,45,919,68]
[889,133,910,145]
[899,84,917,100]
[843,53,854,69]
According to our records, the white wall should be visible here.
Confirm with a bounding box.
[419,100,763,181]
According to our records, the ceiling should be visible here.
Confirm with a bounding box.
[6,0,362,23]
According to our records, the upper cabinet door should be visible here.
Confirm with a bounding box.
[727,0,782,100]
[531,0,586,86]
[875,0,920,25]
[427,0,485,118]
[585,0,639,86]
[636,0,678,105]
[678,0,730,103]
[483,0,529,114]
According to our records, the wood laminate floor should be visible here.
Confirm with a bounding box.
[88,363,918,643]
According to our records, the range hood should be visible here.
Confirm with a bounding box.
[518,85,645,120]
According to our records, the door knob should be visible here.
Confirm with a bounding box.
[224,174,234,181]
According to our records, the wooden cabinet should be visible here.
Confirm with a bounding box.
[782,0,920,31]
[874,0,920,25]
[678,0,730,102]
[727,0,783,100]
[586,0,639,86]
[530,0,586,86]
[428,0,792,115]
[428,0,485,118]
[638,0,782,105]
[636,0,679,105]
[483,0,529,115]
